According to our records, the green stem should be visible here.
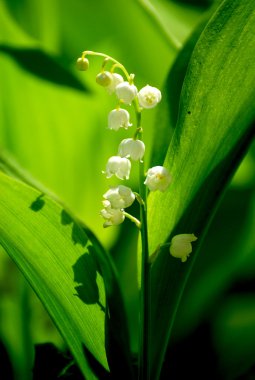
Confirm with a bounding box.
[136,111,150,380]
[123,211,141,229]
[82,50,131,81]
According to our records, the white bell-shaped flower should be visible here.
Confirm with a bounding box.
[115,81,138,104]
[100,203,125,228]
[118,138,145,161]
[103,185,135,209]
[105,156,131,180]
[170,234,198,262]
[108,108,132,131]
[106,73,124,94]
[138,85,162,109]
[144,166,171,192]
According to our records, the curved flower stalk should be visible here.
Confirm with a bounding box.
[77,50,196,379]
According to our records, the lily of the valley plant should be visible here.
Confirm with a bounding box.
[77,51,198,379]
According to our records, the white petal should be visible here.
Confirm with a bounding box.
[144,166,171,192]
[106,73,124,94]
[118,138,145,161]
[115,82,138,105]
[138,85,161,109]
[103,185,135,209]
[170,234,198,262]
[100,206,125,227]
[108,109,132,131]
[104,156,131,180]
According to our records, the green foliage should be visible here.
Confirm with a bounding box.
[147,0,255,378]
[0,172,107,378]
[0,0,255,379]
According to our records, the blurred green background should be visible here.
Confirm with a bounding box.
[0,0,255,379]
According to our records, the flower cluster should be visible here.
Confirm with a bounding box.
[77,51,198,261]
[77,51,171,228]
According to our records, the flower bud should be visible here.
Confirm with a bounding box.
[100,205,125,228]
[115,81,138,105]
[144,166,171,192]
[105,156,131,180]
[108,108,132,131]
[107,73,124,94]
[170,234,198,262]
[118,138,145,161]
[138,85,161,109]
[76,57,89,71]
[96,71,113,87]
[103,185,135,209]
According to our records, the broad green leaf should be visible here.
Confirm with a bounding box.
[150,18,209,168]
[150,0,225,166]
[147,0,255,378]
[0,171,108,379]
[137,0,209,50]
[0,151,134,378]
[149,0,224,167]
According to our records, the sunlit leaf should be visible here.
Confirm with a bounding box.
[147,0,255,378]
[150,19,209,167]
[0,171,109,379]
[137,0,209,50]
[0,148,135,377]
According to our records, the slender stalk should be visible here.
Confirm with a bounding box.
[80,51,151,378]
[136,110,150,380]
[123,211,141,229]
[82,51,131,80]
[139,163,150,380]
